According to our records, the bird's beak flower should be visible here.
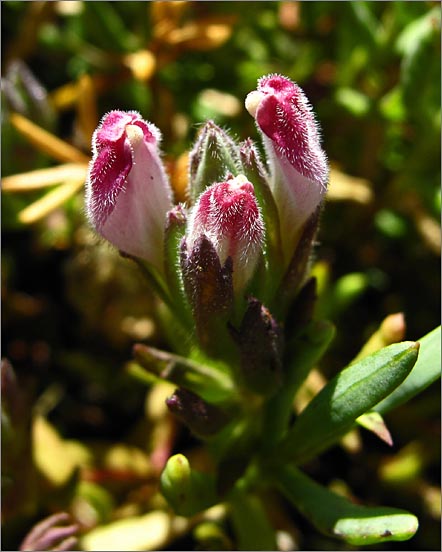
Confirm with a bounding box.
[245,74,329,263]
[186,174,265,292]
[86,110,173,272]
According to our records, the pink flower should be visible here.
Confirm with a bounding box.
[86,110,173,272]
[245,74,328,262]
[186,175,264,291]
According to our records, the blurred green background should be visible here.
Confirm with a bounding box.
[2,2,440,550]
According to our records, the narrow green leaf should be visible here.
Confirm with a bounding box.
[374,326,441,414]
[348,1,381,48]
[335,87,371,117]
[132,344,234,404]
[229,488,277,551]
[280,342,419,464]
[395,6,440,57]
[274,464,418,545]
[396,7,441,126]
[263,319,335,447]
[82,2,138,52]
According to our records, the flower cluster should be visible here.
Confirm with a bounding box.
[84,76,424,547]
[85,73,329,419]
[86,73,328,302]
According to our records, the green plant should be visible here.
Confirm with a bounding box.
[82,73,440,549]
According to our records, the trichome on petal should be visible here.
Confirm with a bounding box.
[86,110,173,272]
[246,74,329,264]
[186,174,265,292]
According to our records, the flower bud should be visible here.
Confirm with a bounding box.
[86,110,173,272]
[160,453,216,516]
[166,387,230,438]
[186,175,264,292]
[246,74,328,263]
[188,120,242,203]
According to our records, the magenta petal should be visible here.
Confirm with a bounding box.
[255,74,328,188]
[246,74,329,263]
[86,111,173,272]
[187,175,264,291]
[87,135,132,227]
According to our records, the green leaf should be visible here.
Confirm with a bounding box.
[318,272,370,319]
[263,319,335,447]
[33,416,91,486]
[229,488,277,551]
[397,7,441,127]
[395,6,440,57]
[76,481,115,524]
[280,341,419,464]
[274,464,418,545]
[82,2,138,52]
[132,344,235,404]
[335,87,371,117]
[348,1,381,49]
[379,87,406,123]
[374,326,441,414]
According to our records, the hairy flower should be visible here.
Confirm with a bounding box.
[86,110,173,271]
[186,175,264,291]
[246,74,328,262]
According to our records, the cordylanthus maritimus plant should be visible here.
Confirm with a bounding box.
[85,74,435,549]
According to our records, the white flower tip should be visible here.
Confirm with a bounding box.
[245,91,265,118]
[125,124,145,147]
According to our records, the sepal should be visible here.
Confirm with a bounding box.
[166,387,231,438]
[181,235,234,357]
[230,297,283,397]
[276,207,321,316]
[163,204,192,324]
[238,138,283,300]
[188,120,242,203]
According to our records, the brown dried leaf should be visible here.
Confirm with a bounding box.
[18,179,85,224]
[9,113,89,164]
[2,164,88,192]
[328,167,373,205]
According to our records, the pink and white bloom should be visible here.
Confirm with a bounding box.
[186,175,264,291]
[86,110,173,272]
[245,74,328,262]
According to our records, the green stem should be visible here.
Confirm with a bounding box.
[228,485,277,551]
